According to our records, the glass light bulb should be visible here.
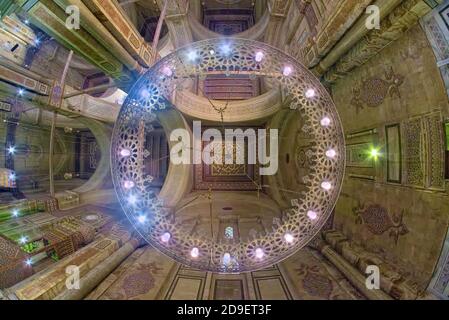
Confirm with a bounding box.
[255,51,264,62]
[120,149,131,157]
[162,66,172,77]
[128,195,137,205]
[305,88,316,98]
[223,253,231,265]
[284,233,294,243]
[321,117,331,127]
[161,232,171,243]
[255,248,264,259]
[124,181,135,189]
[187,50,198,61]
[221,44,232,56]
[321,181,332,191]
[307,210,317,220]
[326,149,337,159]
[283,66,293,76]
[190,247,199,258]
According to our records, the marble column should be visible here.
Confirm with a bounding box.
[54,238,141,300]
[317,241,392,300]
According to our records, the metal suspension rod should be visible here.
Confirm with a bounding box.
[151,0,168,63]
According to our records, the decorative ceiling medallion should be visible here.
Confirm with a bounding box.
[111,38,345,272]
[194,126,261,191]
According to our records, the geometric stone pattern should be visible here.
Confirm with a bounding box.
[403,117,425,187]
[424,112,445,190]
[111,38,346,272]
[402,112,445,190]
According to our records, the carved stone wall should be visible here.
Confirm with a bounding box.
[331,24,449,294]
[402,112,445,190]
[87,244,360,300]
[421,0,449,98]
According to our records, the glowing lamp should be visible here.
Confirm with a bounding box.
[187,50,198,61]
[162,66,172,77]
[120,149,131,157]
[320,117,331,127]
[223,253,231,265]
[305,88,316,98]
[190,247,199,258]
[127,195,137,205]
[255,51,264,62]
[321,181,332,191]
[161,232,171,243]
[137,215,147,224]
[283,66,293,76]
[284,233,294,244]
[255,248,264,259]
[221,44,232,56]
[307,210,318,220]
[369,148,380,158]
[326,149,337,159]
[124,181,135,189]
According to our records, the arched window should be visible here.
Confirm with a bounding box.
[224,226,234,239]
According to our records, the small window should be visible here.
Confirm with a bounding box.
[224,226,234,239]
[11,44,19,52]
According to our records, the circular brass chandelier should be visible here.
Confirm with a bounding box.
[111,38,345,272]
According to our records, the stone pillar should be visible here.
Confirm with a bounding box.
[157,0,192,49]
[317,241,392,300]
[319,230,420,300]
[264,0,292,48]
[54,238,141,300]
[255,0,267,22]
